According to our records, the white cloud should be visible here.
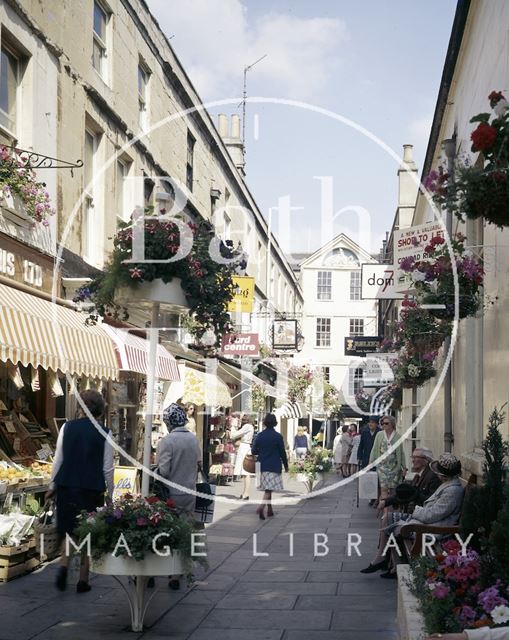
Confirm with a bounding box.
[147,0,348,101]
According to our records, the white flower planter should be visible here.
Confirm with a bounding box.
[115,277,188,312]
[91,551,186,631]
[296,473,323,493]
[91,550,184,576]
[0,193,30,227]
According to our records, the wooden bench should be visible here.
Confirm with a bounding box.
[399,474,476,558]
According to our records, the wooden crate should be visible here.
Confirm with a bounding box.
[0,541,40,582]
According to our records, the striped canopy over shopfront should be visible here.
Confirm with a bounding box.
[103,325,180,381]
[0,283,119,379]
[182,367,232,407]
[274,401,305,419]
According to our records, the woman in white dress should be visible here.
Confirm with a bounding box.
[332,426,344,474]
[228,413,254,500]
[348,426,361,475]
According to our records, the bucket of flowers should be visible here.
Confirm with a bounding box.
[399,234,484,321]
[424,91,509,228]
[410,539,509,634]
[74,212,245,344]
[74,493,205,577]
[289,447,333,493]
[395,297,451,353]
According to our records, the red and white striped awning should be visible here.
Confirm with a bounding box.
[0,282,119,380]
[103,325,180,381]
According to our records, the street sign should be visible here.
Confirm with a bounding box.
[344,336,382,356]
[220,333,260,357]
[361,264,404,299]
[228,276,255,313]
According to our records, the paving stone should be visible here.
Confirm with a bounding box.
[295,594,398,610]
[330,610,398,631]
[200,609,332,630]
[215,593,297,610]
[338,581,397,595]
[234,581,338,595]
[180,590,227,606]
[283,631,398,640]
[149,604,213,634]
[238,570,307,582]
[186,631,282,640]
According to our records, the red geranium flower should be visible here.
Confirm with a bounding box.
[488,90,505,105]
[471,122,497,152]
[146,496,160,505]
[165,499,176,509]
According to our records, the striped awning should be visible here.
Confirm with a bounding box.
[103,325,180,381]
[217,362,278,398]
[274,401,305,419]
[0,282,118,379]
[182,367,232,407]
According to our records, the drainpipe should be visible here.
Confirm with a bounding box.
[442,137,456,453]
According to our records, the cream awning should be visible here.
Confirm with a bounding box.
[0,283,119,380]
[182,367,232,407]
[217,362,278,398]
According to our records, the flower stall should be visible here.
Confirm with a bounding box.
[74,493,205,631]
[424,91,509,228]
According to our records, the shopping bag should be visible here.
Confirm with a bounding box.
[359,470,379,499]
[195,473,216,524]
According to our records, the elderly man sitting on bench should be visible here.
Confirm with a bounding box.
[360,452,465,579]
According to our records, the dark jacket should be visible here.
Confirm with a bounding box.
[54,417,109,492]
[252,428,289,474]
[294,435,308,449]
[385,464,441,511]
[357,426,381,468]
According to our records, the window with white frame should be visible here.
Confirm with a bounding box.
[349,367,363,395]
[349,318,364,336]
[316,317,331,347]
[138,62,149,131]
[92,1,109,79]
[116,159,131,224]
[83,129,101,265]
[323,366,330,383]
[350,270,362,300]
[186,131,195,191]
[317,271,332,300]
[0,43,20,136]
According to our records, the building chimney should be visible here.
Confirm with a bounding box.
[397,143,418,229]
[218,114,228,138]
[217,114,245,177]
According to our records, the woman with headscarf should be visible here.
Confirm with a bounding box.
[251,413,288,520]
[156,403,201,590]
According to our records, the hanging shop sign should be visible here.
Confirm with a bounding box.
[361,264,404,300]
[0,233,56,294]
[344,336,382,357]
[227,276,255,313]
[220,333,260,357]
[393,221,445,291]
[272,319,298,350]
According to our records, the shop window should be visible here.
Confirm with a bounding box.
[316,317,331,347]
[349,367,363,395]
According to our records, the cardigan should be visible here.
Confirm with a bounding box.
[251,428,288,474]
[369,429,406,471]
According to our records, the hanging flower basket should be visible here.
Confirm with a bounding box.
[412,331,447,354]
[424,91,509,228]
[391,350,437,389]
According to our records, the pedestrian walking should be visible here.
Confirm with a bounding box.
[156,402,201,590]
[336,425,352,477]
[251,413,288,520]
[228,412,255,500]
[47,389,114,593]
[185,403,197,434]
[293,426,309,459]
[369,415,406,501]
[348,425,361,475]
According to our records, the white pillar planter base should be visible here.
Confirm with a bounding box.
[397,564,426,640]
[92,552,185,631]
[296,473,323,493]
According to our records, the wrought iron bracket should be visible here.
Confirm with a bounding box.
[8,146,83,172]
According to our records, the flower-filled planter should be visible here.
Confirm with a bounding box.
[289,447,332,493]
[287,365,314,403]
[0,145,55,226]
[424,91,509,228]
[399,234,484,320]
[395,297,451,352]
[74,493,204,574]
[74,213,245,343]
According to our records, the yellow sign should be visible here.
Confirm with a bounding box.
[112,466,139,500]
[228,276,255,313]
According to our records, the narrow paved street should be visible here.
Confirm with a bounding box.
[0,478,398,640]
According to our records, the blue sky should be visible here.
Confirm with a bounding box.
[148,0,457,256]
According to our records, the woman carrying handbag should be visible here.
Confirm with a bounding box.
[228,413,255,500]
